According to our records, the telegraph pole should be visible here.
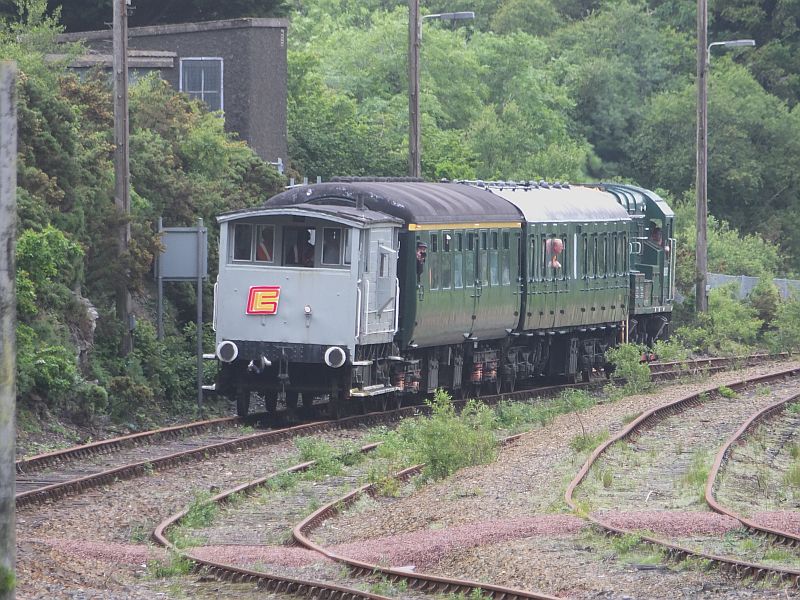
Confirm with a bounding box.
[408,0,421,178]
[0,60,17,600]
[695,0,709,313]
[113,0,133,354]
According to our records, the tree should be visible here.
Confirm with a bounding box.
[630,63,800,268]
[33,0,289,32]
[549,0,693,176]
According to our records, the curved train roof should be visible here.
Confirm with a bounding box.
[486,185,631,223]
[217,203,402,228]
[261,181,636,227]
[265,182,522,226]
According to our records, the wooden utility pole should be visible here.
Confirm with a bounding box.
[408,0,421,178]
[113,0,133,354]
[695,0,709,313]
[0,60,17,600]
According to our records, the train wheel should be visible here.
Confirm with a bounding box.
[265,392,278,415]
[285,391,299,419]
[235,389,250,417]
[301,393,314,418]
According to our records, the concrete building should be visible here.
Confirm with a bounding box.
[59,18,288,168]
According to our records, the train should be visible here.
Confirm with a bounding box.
[211,179,675,417]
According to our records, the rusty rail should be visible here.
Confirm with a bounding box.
[565,365,800,585]
[706,392,800,548]
[151,444,394,600]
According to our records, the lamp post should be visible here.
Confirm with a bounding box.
[408,4,474,178]
[695,29,755,313]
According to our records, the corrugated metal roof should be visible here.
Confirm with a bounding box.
[488,186,631,223]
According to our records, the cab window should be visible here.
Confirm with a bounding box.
[233,223,253,261]
[255,225,274,262]
[322,227,343,265]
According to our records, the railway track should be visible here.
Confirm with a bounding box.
[153,437,560,600]
[16,353,794,598]
[706,393,800,548]
[565,364,800,586]
[15,352,782,509]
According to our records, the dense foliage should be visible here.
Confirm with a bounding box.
[3,2,284,428]
[0,0,289,32]
[4,0,800,429]
[284,0,800,273]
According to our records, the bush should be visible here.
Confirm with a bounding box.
[16,325,79,409]
[765,295,800,353]
[67,381,108,424]
[390,390,498,481]
[605,343,651,394]
[675,285,763,355]
[107,376,155,424]
[651,339,690,363]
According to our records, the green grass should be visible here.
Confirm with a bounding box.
[763,547,795,563]
[570,429,609,453]
[181,490,218,528]
[783,461,800,488]
[148,554,193,578]
[166,490,219,549]
[682,450,711,503]
[717,385,738,398]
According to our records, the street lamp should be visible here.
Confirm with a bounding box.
[695,33,755,313]
[408,4,474,178]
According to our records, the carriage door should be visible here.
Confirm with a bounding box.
[359,226,399,343]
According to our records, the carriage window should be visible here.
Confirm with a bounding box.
[530,236,537,280]
[481,231,488,250]
[489,250,499,286]
[443,232,452,253]
[622,234,628,271]
[592,235,598,277]
[465,233,475,288]
[582,235,588,279]
[431,234,438,253]
[600,235,607,276]
[455,233,463,251]
[442,252,452,289]
[343,229,351,265]
[491,231,498,250]
[322,228,344,265]
[503,231,510,250]
[233,224,254,261]
[379,252,387,277]
[454,252,463,288]
[360,230,369,272]
[545,235,564,279]
[479,250,488,286]
[612,233,618,274]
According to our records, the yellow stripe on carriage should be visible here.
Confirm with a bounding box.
[408,222,521,231]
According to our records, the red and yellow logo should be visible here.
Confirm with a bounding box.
[246,286,281,315]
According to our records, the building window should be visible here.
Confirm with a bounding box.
[181,58,223,111]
